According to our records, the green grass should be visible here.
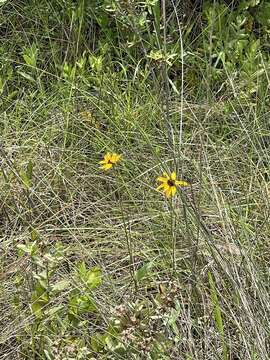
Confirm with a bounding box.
[0,1,270,359]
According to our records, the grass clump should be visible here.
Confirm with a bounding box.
[0,0,270,359]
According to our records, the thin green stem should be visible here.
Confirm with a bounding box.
[169,197,176,273]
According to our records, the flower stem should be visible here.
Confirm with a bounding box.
[118,191,138,293]
[169,198,176,272]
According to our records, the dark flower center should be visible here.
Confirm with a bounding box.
[167,179,175,187]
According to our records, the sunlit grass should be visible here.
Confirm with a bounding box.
[0,1,270,359]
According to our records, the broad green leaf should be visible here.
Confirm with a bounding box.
[17,241,37,256]
[78,295,97,312]
[91,333,106,352]
[31,300,43,317]
[33,277,48,296]
[26,160,33,181]
[69,293,97,315]
[23,54,35,67]
[51,279,70,292]
[135,261,154,282]
[168,305,181,339]
[0,76,5,95]
[31,290,48,317]
[86,267,102,288]
[17,71,35,82]
[208,272,224,335]
[76,263,102,289]
[20,170,31,188]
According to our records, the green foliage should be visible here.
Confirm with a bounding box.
[76,262,102,289]
[135,261,154,282]
[0,0,269,102]
[0,0,270,359]
[208,272,228,360]
[13,240,103,357]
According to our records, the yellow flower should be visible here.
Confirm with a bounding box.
[99,152,121,170]
[156,171,189,198]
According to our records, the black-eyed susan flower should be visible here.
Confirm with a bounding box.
[157,171,189,198]
[99,152,121,171]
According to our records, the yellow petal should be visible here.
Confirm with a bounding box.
[104,153,112,161]
[157,183,165,191]
[110,154,116,162]
[175,180,189,187]
[99,159,108,165]
[163,172,169,179]
[163,184,170,192]
[171,186,177,197]
[101,163,113,170]
[171,171,176,181]
[111,153,121,163]
[165,187,172,198]
[157,176,168,183]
